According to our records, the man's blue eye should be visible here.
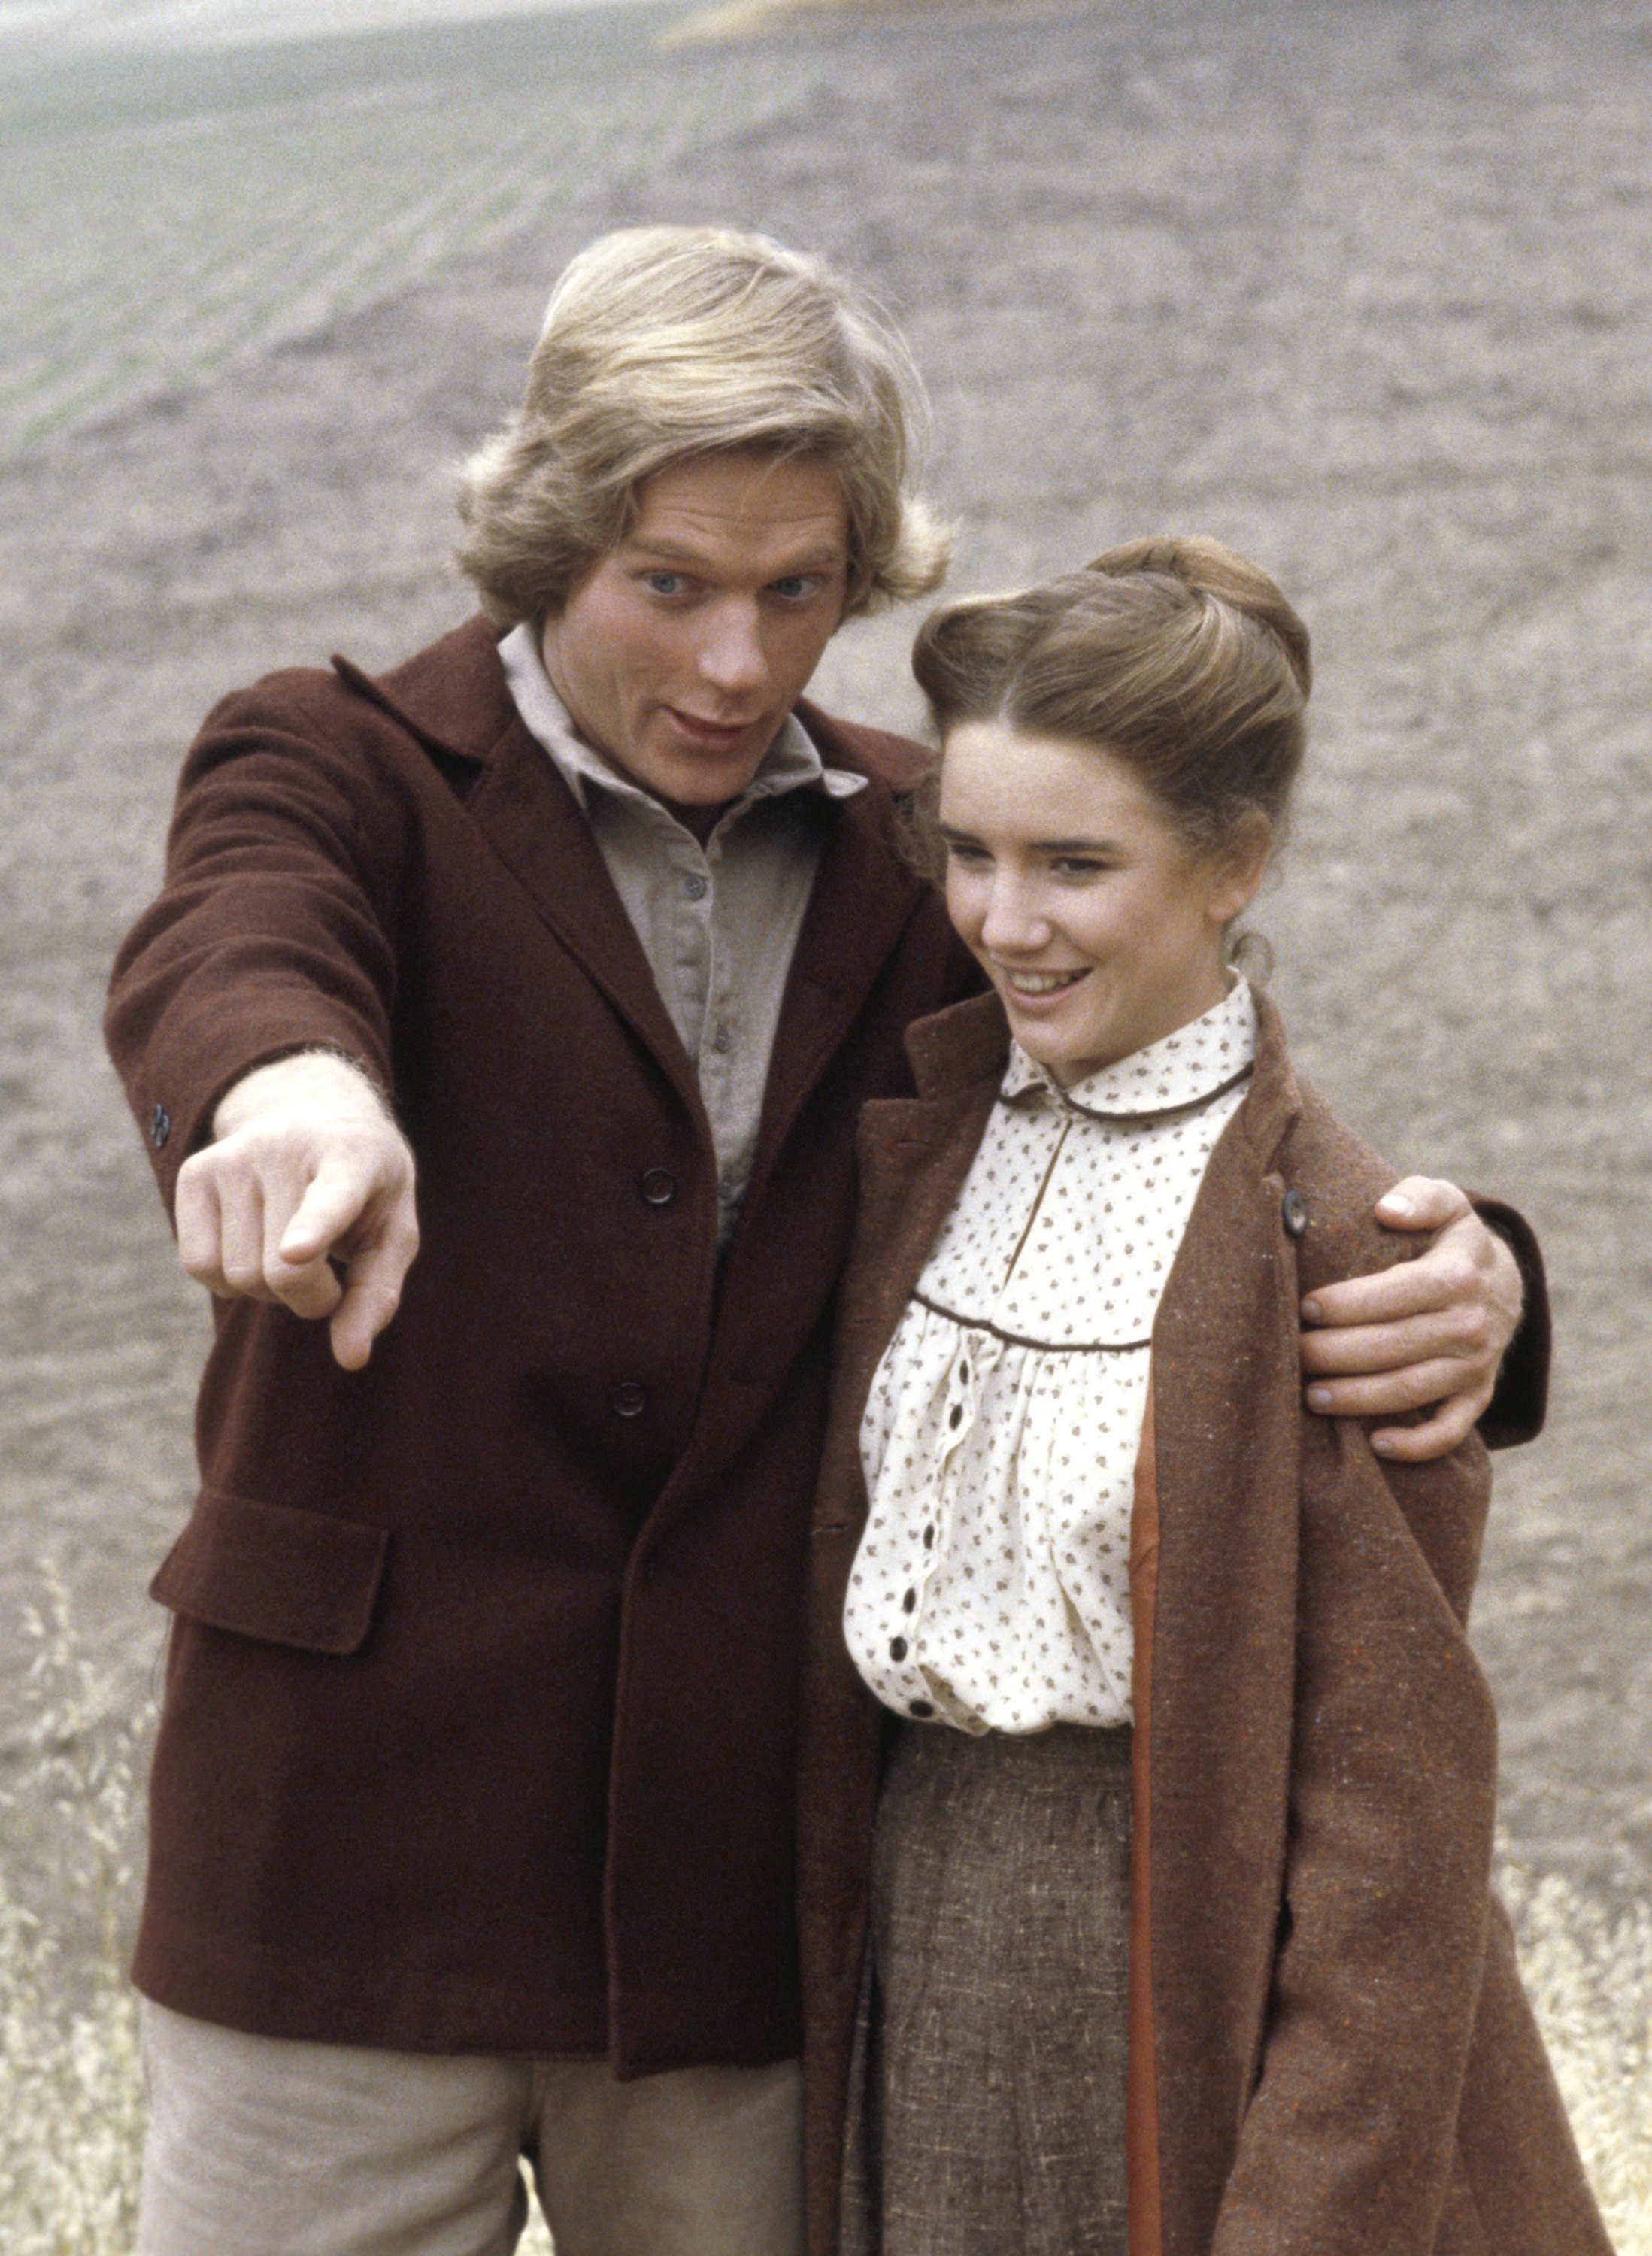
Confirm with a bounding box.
[772,577,814,599]
[647,572,683,595]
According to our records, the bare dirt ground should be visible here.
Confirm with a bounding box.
[1,0,1647,1929]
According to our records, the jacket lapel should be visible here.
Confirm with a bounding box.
[462,723,705,1120]
[737,778,932,1220]
[815,993,1011,1533]
[1141,993,1307,2248]
[335,620,705,1123]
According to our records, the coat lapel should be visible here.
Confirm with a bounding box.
[335,622,705,1125]
[814,991,1011,1538]
[737,783,933,1220]
[462,723,705,1121]
[1141,993,1307,2250]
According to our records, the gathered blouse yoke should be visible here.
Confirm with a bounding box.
[846,979,1259,1735]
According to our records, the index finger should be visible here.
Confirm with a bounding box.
[277,1163,377,1268]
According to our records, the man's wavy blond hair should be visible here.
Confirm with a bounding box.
[454,226,951,626]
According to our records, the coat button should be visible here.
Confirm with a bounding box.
[150,1102,171,1151]
[1281,1189,1309,1239]
[611,1381,647,1418]
[638,1168,677,1207]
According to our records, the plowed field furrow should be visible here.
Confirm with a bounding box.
[0,9,818,450]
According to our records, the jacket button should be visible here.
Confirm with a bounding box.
[611,1381,647,1418]
[1281,1189,1308,1239]
[150,1102,171,1151]
[638,1168,677,1207]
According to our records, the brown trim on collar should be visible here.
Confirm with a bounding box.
[1029,1061,1256,1127]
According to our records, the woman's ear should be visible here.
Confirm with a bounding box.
[1203,813,1274,926]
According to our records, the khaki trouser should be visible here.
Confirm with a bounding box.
[138,2001,805,2256]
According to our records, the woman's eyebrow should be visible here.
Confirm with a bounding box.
[1032,836,1114,854]
[938,823,1117,854]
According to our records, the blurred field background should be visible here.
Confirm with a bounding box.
[0,0,1648,2242]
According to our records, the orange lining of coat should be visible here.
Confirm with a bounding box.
[1127,1380,1164,2256]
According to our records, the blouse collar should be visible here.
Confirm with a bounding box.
[1001,976,1259,1122]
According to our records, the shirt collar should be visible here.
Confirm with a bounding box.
[498,621,868,824]
[1001,976,1259,1120]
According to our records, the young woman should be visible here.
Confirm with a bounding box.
[796,539,1608,2256]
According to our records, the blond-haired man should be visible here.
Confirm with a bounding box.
[108,227,1539,2256]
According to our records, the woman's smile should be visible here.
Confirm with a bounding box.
[996,965,1088,996]
[938,721,1269,1085]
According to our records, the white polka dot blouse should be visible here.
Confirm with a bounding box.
[846,978,1259,1735]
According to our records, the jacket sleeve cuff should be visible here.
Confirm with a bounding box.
[124,999,390,1217]
[1470,1196,1550,1450]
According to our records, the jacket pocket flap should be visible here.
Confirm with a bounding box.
[150,1490,389,1654]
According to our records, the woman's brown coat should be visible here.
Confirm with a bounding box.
[798,990,1610,2256]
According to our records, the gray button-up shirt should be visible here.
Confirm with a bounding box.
[499,623,869,1244]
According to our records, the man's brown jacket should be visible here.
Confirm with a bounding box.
[105,615,978,2070]
[798,990,1604,2256]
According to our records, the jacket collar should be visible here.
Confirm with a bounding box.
[331,616,937,796]
[331,615,935,1147]
[332,614,517,763]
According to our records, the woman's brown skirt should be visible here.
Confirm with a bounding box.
[840,1719,1133,2256]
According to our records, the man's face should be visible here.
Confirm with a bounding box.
[541,450,851,805]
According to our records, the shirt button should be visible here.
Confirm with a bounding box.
[684,873,708,900]
[711,1023,732,1054]
[611,1381,647,1418]
[890,1636,908,1662]
[150,1102,171,1150]
[638,1168,677,1207]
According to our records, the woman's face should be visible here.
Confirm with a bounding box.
[938,721,1268,1086]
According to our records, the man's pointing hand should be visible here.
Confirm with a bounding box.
[174,1051,420,1371]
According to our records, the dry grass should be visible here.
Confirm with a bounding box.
[0,1567,1644,2251]
[1502,1857,1652,2248]
[0,1564,150,2255]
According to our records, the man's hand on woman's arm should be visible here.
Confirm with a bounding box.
[1299,1177,1526,1463]
[174,1051,419,1372]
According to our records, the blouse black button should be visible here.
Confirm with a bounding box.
[902,1588,917,1613]
[947,1404,962,1430]
[922,1525,935,1549]
[611,1381,647,1418]
[890,1636,908,1662]
[638,1168,677,1207]
[1281,1188,1309,1239]
[909,1700,935,1719]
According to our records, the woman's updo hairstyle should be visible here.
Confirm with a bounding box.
[911,535,1311,860]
